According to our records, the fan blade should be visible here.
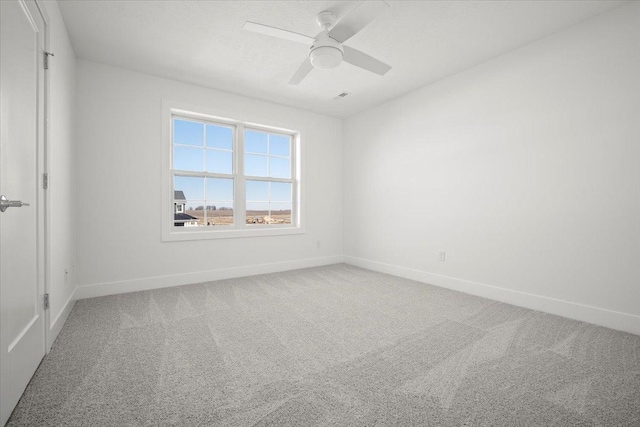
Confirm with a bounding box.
[243,21,315,45]
[328,1,389,43]
[288,58,314,85]
[343,46,391,76]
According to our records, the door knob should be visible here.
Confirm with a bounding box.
[0,195,30,212]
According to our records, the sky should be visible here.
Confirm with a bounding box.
[173,119,292,211]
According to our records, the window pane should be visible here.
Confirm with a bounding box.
[206,124,233,150]
[174,146,203,172]
[271,182,292,202]
[269,156,291,179]
[270,203,292,225]
[174,119,203,146]
[245,153,268,177]
[246,202,269,224]
[246,201,269,211]
[184,201,205,212]
[246,180,268,201]
[270,135,290,157]
[175,200,205,227]
[206,178,234,201]
[245,130,268,154]
[174,176,204,200]
[206,149,233,174]
[206,202,233,226]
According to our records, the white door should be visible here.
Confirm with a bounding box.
[0,0,47,425]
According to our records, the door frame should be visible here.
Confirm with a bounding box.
[33,0,52,354]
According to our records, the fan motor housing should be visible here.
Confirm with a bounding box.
[309,34,343,69]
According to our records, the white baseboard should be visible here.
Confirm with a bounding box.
[75,255,344,300]
[48,286,77,351]
[344,256,640,336]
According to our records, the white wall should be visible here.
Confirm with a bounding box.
[74,60,343,296]
[343,3,640,334]
[42,0,77,347]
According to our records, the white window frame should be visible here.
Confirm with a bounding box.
[162,100,304,241]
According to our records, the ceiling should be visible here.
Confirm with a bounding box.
[57,0,626,118]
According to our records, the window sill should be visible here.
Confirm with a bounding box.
[162,225,305,242]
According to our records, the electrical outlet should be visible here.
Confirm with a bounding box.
[438,250,446,262]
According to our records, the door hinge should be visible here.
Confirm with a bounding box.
[44,293,50,310]
[43,173,49,189]
[44,51,54,70]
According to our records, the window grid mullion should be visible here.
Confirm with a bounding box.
[203,123,208,176]
[268,181,272,219]
[267,134,271,180]
[237,124,246,228]
[244,176,292,183]
[203,124,208,226]
[203,174,208,225]
[173,171,234,179]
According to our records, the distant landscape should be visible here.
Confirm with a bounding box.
[185,209,291,226]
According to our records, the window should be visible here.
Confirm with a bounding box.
[163,102,302,241]
[244,129,293,226]
[172,118,235,227]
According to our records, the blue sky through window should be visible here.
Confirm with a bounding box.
[245,154,268,176]
[174,120,203,146]
[270,135,290,157]
[206,178,234,201]
[271,182,292,202]
[175,176,203,201]
[244,130,291,179]
[270,157,290,179]
[174,146,203,171]
[245,130,267,154]
[174,176,234,201]
[207,124,233,149]
[246,180,268,201]
[206,150,232,174]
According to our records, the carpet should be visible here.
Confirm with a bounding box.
[8,264,640,426]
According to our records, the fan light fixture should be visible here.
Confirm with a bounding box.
[309,32,344,69]
[310,46,343,69]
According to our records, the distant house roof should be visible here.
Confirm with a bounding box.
[174,190,186,201]
[174,213,198,222]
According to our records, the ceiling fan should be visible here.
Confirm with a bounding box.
[243,0,392,85]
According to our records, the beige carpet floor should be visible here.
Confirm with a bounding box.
[8,264,640,426]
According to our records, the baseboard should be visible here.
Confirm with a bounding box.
[344,255,640,336]
[75,255,344,300]
[48,286,77,350]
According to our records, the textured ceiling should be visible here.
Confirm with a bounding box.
[58,0,626,118]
